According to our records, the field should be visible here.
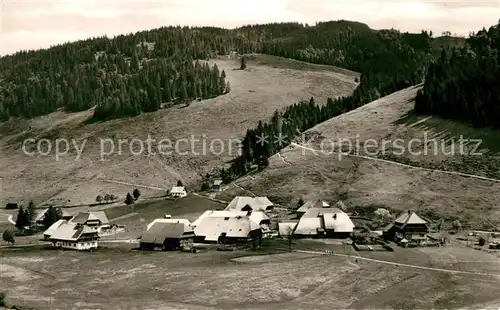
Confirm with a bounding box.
[2,240,500,309]
[0,54,359,208]
[228,86,500,229]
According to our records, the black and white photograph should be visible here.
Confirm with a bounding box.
[1,1,500,309]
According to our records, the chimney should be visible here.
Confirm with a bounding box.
[407,210,411,215]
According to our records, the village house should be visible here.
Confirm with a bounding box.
[224,196,274,212]
[170,186,187,198]
[296,200,330,217]
[140,222,195,251]
[49,222,100,250]
[383,210,429,244]
[69,211,110,233]
[42,219,67,240]
[212,179,223,192]
[146,215,193,232]
[293,207,355,238]
[192,210,271,232]
[193,213,262,244]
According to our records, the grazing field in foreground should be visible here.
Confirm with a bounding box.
[0,54,359,208]
[227,86,500,229]
[1,241,500,309]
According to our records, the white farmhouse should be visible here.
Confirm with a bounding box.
[49,222,100,250]
[224,196,274,212]
[146,215,193,232]
[69,211,110,234]
[170,186,187,198]
[294,207,354,238]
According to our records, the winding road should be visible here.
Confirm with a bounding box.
[289,142,500,183]
[294,249,500,277]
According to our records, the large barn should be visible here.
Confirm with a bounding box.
[140,222,195,251]
[193,214,262,244]
[294,207,354,238]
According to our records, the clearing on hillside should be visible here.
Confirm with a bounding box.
[0,55,359,207]
[226,86,500,230]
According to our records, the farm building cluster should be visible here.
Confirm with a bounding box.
[37,195,437,252]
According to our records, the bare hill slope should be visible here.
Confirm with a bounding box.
[0,55,359,207]
[230,86,500,229]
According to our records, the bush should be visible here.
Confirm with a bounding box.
[2,230,14,245]
[479,237,486,246]
[133,188,141,200]
[0,292,5,306]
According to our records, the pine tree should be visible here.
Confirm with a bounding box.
[15,206,27,230]
[125,193,135,205]
[42,206,62,229]
[26,200,36,226]
[133,188,141,200]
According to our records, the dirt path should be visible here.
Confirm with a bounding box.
[277,152,292,165]
[232,183,257,196]
[99,179,167,191]
[290,142,500,184]
[294,249,500,277]
[109,212,139,222]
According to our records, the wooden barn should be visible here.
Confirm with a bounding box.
[383,210,429,243]
[140,222,195,251]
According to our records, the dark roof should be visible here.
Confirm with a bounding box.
[70,211,109,225]
[140,222,193,245]
[394,211,427,228]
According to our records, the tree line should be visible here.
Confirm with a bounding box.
[1,21,442,122]
[415,21,500,129]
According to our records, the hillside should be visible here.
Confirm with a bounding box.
[227,86,500,230]
[0,55,359,207]
[416,21,500,129]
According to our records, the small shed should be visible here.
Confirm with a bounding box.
[212,179,223,191]
[170,186,187,198]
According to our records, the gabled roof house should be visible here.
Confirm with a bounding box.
[171,186,187,198]
[194,214,262,243]
[49,222,100,250]
[69,211,109,228]
[294,207,354,238]
[140,222,195,251]
[383,210,429,241]
[146,218,193,232]
[296,200,330,215]
[192,210,270,230]
[224,196,274,212]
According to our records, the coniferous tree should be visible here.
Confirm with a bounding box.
[15,206,28,230]
[42,206,62,229]
[125,193,135,205]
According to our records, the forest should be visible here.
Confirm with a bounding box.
[415,21,500,129]
[0,21,437,121]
